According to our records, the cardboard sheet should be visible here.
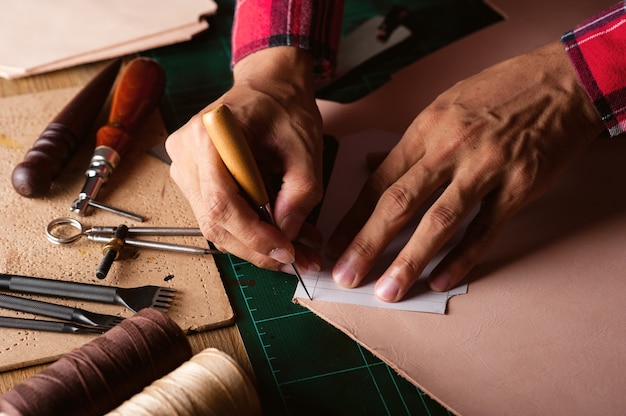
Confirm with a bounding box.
[0,0,217,79]
[304,0,625,413]
[0,86,233,371]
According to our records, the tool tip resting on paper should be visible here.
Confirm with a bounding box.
[201,104,312,299]
[293,130,471,313]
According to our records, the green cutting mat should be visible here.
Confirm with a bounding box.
[215,254,449,415]
[144,1,501,414]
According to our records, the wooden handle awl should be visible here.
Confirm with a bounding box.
[202,104,270,208]
[203,104,313,298]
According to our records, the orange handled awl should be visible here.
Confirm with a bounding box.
[71,57,166,221]
[202,104,312,299]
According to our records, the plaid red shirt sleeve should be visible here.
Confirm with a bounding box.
[562,2,626,137]
[231,0,344,79]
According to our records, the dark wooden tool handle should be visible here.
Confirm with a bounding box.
[11,59,121,198]
[96,57,166,157]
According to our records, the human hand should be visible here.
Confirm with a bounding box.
[327,41,605,302]
[165,46,324,273]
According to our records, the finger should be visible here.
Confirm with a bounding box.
[365,151,389,172]
[294,222,324,272]
[427,189,524,291]
[273,166,323,242]
[198,140,301,264]
[331,162,447,289]
[326,141,426,259]
[172,154,316,271]
[167,119,298,267]
[272,139,324,242]
[195,185,319,272]
[373,183,486,302]
[170,155,283,267]
[294,221,323,249]
[280,242,323,275]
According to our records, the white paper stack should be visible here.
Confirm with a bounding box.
[0,0,217,79]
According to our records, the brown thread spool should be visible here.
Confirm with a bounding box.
[106,348,262,416]
[0,309,192,416]
[10,59,122,198]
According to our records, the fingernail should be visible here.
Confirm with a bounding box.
[280,214,301,241]
[332,261,357,287]
[375,276,400,302]
[430,271,451,291]
[280,264,295,274]
[270,248,295,265]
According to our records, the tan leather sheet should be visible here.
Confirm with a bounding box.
[308,0,624,413]
[0,87,233,371]
[0,0,217,79]
[299,137,626,415]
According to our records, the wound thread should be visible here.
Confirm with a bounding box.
[106,348,261,416]
[0,309,192,416]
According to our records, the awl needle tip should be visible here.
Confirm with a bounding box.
[292,264,312,300]
[202,104,314,300]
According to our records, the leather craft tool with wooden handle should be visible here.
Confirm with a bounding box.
[202,104,312,299]
[11,59,122,198]
[71,57,166,221]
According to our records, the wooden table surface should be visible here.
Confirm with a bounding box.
[0,60,252,393]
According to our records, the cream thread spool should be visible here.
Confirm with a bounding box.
[106,348,262,416]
